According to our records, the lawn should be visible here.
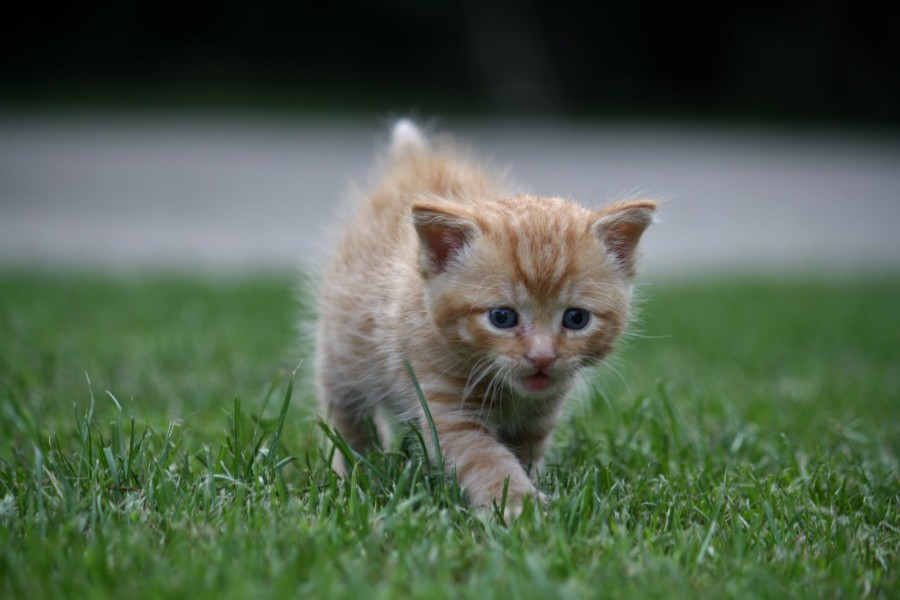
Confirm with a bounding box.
[1,270,898,599]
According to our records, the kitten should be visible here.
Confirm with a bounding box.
[315,119,655,516]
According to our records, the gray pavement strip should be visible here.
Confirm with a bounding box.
[1,114,899,276]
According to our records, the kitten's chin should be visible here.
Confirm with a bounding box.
[517,372,564,396]
[522,373,552,392]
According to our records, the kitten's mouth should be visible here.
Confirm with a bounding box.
[522,371,552,392]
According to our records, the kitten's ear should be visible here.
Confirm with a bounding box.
[593,200,656,277]
[412,203,478,277]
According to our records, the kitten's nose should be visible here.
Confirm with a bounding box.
[527,353,556,372]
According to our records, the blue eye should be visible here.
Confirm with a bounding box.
[562,308,590,330]
[488,307,518,329]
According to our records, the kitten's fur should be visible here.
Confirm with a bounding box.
[315,120,655,515]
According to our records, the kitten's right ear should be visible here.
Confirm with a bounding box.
[593,200,657,278]
[412,203,478,277]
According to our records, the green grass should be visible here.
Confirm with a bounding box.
[1,270,898,599]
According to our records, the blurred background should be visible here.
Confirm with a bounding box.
[2,0,899,274]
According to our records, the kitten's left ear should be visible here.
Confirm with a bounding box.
[412,203,479,277]
[592,200,656,277]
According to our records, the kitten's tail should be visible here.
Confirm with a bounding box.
[390,119,429,156]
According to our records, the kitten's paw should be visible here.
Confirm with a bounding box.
[473,488,548,522]
[504,490,549,521]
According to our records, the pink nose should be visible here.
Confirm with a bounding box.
[527,354,556,371]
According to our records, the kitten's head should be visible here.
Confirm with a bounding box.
[413,195,655,399]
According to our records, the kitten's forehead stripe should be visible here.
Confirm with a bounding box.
[498,200,593,301]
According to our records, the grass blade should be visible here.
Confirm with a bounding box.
[403,358,443,473]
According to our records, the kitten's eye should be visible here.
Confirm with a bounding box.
[488,307,518,329]
[562,308,590,330]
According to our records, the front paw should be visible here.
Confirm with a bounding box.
[502,489,548,521]
[471,482,547,521]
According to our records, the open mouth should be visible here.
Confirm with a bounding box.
[522,372,552,392]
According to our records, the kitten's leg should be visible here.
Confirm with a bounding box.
[424,398,542,518]
[320,386,379,475]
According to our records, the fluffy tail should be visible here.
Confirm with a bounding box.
[390,119,428,156]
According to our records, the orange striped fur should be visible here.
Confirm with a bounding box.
[315,120,655,517]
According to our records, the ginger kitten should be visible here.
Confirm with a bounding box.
[315,120,655,515]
